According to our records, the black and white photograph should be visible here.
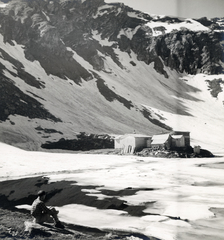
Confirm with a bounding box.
[0,0,224,239]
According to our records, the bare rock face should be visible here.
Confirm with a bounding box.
[1,0,223,80]
[152,30,223,75]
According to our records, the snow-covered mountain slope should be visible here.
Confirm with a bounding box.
[0,0,223,151]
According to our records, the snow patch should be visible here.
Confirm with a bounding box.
[66,46,93,70]
[117,27,140,40]
[0,3,7,8]
[146,18,209,36]
[42,11,50,21]
[92,30,116,46]
[93,4,114,18]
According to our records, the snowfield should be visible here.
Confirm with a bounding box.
[1,142,224,240]
[143,73,224,153]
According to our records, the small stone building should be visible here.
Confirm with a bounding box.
[151,134,171,150]
[114,131,190,154]
[151,131,190,150]
[170,131,190,148]
[114,134,152,154]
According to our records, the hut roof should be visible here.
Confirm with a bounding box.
[171,135,183,139]
[151,134,170,145]
[114,134,151,140]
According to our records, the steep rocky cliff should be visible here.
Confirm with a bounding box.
[0,0,223,149]
[1,0,223,79]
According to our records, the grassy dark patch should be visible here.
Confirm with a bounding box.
[141,107,172,130]
[206,78,224,98]
[41,132,114,151]
[96,78,134,109]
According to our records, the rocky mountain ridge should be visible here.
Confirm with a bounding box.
[0,0,224,150]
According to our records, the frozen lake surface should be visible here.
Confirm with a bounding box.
[1,142,224,240]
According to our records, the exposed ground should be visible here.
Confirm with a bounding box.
[0,207,156,240]
[0,208,133,240]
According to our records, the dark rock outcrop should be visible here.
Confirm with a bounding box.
[0,0,223,81]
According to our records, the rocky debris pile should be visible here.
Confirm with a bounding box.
[135,147,214,158]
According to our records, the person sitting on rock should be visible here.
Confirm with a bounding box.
[31,190,64,228]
